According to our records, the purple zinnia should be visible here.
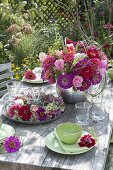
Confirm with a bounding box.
[57,73,73,89]
[75,58,88,69]
[4,136,21,153]
[71,69,79,78]
[36,107,47,121]
[42,56,55,70]
[92,72,102,85]
[77,79,91,91]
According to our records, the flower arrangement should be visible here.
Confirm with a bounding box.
[40,38,108,92]
[4,93,65,123]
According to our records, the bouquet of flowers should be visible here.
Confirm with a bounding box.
[40,38,108,92]
[3,93,65,123]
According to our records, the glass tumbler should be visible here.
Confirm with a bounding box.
[6,80,20,99]
[75,102,91,125]
[91,96,106,121]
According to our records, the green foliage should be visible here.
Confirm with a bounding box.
[0,0,62,66]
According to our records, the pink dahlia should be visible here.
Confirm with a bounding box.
[73,75,83,88]
[48,77,56,84]
[92,72,102,85]
[44,69,55,83]
[63,53,74,63]
[99,51,108,60]
[24,70,36,80]
[44,69,52,80]
[78,134,96,148]
[77,79,91,91]
[4,136,21,153]
[54,59,64,70]
[88,58,101,71]
[8,104,20,118]
[42,56,55,69]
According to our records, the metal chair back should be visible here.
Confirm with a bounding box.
[0,63,14,97]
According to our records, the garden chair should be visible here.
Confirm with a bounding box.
[0,63,14,97]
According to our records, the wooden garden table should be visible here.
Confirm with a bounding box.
[0,80,113,170]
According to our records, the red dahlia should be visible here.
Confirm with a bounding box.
[18,105,32,121]
[88,58,101,70]
[78,134,96,148]
[80,66,93,79]
[87,47,100,59]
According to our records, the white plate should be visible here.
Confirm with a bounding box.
[22,67,47,84]
[22,77,47,84]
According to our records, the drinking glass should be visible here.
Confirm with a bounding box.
[18,86,35,100]
[6,80,20,99]
[91,95,106,121]
[75,102,91,125]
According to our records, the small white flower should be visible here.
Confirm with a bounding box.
[74,53,87,58]
[15,99,24,105]
[39,52,47,62]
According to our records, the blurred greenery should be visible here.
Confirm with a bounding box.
[0,0,113,67]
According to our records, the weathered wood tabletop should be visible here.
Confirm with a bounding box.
[0,81,113,170]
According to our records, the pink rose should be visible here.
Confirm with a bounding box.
[73,75,83,88]
[54,59,64,70]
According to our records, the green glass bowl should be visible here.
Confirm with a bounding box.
[108,68,113,81]
[56,122,83,145]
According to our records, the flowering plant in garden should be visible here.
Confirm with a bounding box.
[40,38,108,92]
[4,93,65,122]
[12,56,40,80]
[0,136,21,153]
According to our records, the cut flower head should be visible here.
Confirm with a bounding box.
[24,70,36,80]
